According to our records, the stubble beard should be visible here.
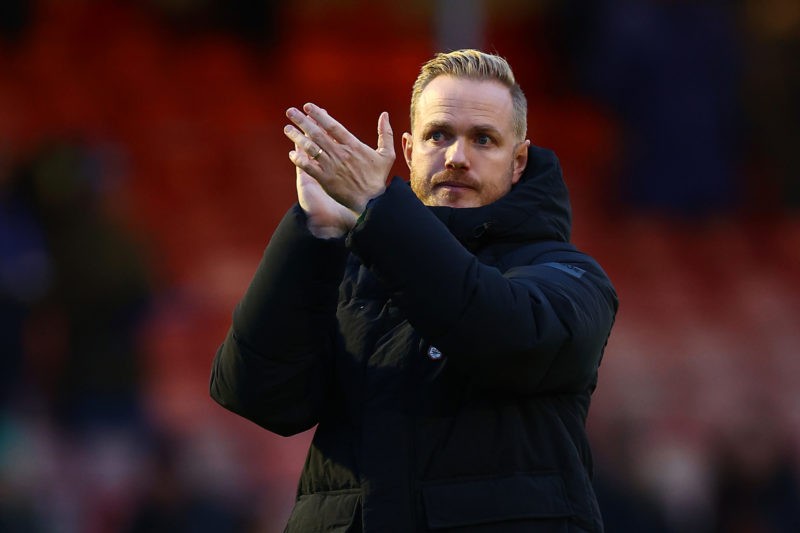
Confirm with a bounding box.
[410,161,516,208]
[409,167,436,206]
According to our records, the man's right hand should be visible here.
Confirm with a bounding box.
[294,146,357,239]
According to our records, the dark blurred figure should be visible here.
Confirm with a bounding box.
[594,468,674,533]
[540,0,603,94]
[738,0,800,210]
[590,418,675,533]
[572,0,742,216]
[147,0,281,50]
[0,0,33,44]
[711,405,800,533]
[0,148,52,411]
[0,480,45,533]
[10,140,152,430]
[127,434,251,533]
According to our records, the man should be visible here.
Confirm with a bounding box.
[210,49,617,532]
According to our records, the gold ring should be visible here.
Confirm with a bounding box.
[311,147,323,160]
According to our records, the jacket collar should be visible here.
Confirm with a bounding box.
[428,145,572,248]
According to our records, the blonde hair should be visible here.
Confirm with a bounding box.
[410,49,527,140]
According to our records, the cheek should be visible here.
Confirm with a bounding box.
[410,156,435,183]
[412,150,433,169]
[477,163,516,203]
[409,168,429,199]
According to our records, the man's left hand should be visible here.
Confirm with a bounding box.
[284,103,394,215]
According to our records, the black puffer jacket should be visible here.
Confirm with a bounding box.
[210,145,618,532]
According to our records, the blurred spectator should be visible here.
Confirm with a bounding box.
[578,0,742,216]
[710,402,800,532]
[10,140,152,431]
[147,0,282,50]
[738,0,800,210]
[594,468,674,532]
[0,0,32,44]
[127,433,251,533]
[0,415,51,532]
[0,150,53,411]
[590,417,675,532]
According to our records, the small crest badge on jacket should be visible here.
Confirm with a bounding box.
[426,346,443,360]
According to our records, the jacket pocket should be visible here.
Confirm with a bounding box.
[284,489,361,533]
[422,472,573,530]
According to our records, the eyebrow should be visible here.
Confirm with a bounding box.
[422,121,503,137]
[421,120,453,133]
[471,124,502,137]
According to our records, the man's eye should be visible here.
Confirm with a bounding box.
[430,131,444,142]
[476,134,492,145]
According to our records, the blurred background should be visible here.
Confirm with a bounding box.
[1,0,799,531]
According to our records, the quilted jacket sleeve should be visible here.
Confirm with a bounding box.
[210,205,349,436]
[346,179,618,395]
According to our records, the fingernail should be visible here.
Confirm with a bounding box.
[284,125,292,134]
[303,103,315,113]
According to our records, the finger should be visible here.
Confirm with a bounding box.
[293,143,309,178]
[376,111,395,157]
[289,148,320,180]
[286,107,334,152]
[303,103,360,146]
[284,125,325,161]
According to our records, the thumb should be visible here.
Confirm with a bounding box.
[376,111,395,158]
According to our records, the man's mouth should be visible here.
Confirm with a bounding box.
[435,181,472,190]
[432,172,476,191]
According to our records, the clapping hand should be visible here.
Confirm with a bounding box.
[293,152,357,239]
[284,103,395,237]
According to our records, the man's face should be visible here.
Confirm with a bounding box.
[402,76,530,208]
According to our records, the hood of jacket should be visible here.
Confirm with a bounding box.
[428,144,572,248]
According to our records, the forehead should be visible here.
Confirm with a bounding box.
[414,76,514,132]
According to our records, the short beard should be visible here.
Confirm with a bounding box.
[409,158,517,207]
[409,167,434,206]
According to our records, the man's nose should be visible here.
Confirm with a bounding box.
[445,139,469,170]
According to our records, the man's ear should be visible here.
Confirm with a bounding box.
[401,132,413,171]
[511,140,531,184]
